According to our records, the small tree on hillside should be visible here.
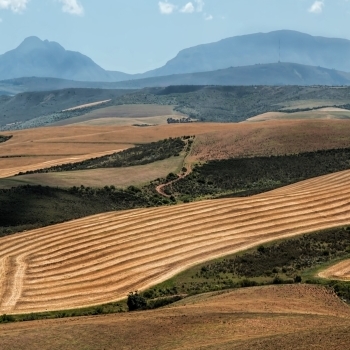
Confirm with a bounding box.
[127,291,147,311]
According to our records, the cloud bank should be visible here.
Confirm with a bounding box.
[59,0,84,16]
[181,2,195,13]
[0,0,29,13]
[309,0,324,14]
[159,0,212,19]
[159,1,177,14]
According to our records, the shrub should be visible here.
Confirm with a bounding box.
[127,292,147,311]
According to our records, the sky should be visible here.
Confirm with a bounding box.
[0,0,350,74]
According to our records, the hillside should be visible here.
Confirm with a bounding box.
[3,85,350,129]
[0,88,135,126]
[145,30,350,77]
[1,168,350,314]
[0,37,131,82]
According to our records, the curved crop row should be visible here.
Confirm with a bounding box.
[1,170,350,314]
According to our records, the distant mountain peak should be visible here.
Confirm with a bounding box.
[0,36,131,82]
[16,36,65,54]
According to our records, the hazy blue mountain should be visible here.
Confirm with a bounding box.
[0,37,132,82]
[1,62,350,96]
[109,63,350,88]
[142,30,350,77]
[2,31,350,85]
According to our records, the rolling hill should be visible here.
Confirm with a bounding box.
[1,168,350,314]
[1,284,350,350]
[0,88,135,126]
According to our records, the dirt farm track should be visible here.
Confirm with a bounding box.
[1,168,350,314]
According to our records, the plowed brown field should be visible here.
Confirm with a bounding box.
[1,285,350,350]
[1,169,350,314]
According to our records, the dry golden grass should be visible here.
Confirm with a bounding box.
[53,104,186,126]
[191,119,350,161]
[1,284,350,350]
[245,107,350,122]
[1,169,350,314]
[2,120,350,177]
[72,115,172,126]
[0,156,184,189]
[0,123,230,177]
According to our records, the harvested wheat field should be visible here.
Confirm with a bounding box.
[2,120,350,176]
[1,169,350,314]
[191,119,350,161]
[0,123,233,176]
[318,260,350,281]
[1,284,350,350]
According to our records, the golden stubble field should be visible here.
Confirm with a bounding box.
[2,119,350,179]
[1,284,350,350]
[1,168,350,314]
[191,119,350,161]
[0,123,231,178]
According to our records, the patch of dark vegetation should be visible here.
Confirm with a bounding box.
[0,301,127,323]
[282,106,328,113]
[0,134,12,143]
[20,137,186,174]
[156,85,205,95]
[165,148,350,200]
[127,291,183,312]
[0,184,172,237]
[141,226,350,302]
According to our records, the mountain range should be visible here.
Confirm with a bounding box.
[2,30,350,89]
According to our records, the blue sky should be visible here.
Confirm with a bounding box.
[0,0,349,73]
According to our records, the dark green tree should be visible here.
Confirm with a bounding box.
[127,291,147,311]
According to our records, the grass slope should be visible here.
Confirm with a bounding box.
[1,169,350,314]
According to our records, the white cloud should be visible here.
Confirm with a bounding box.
[204,13,213,20]
[159,1,177,14]
[180,2,195,13]
[308,0,324,14]
[195,0,204,12]
[59,0,84,16]
[0,0,29,13]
